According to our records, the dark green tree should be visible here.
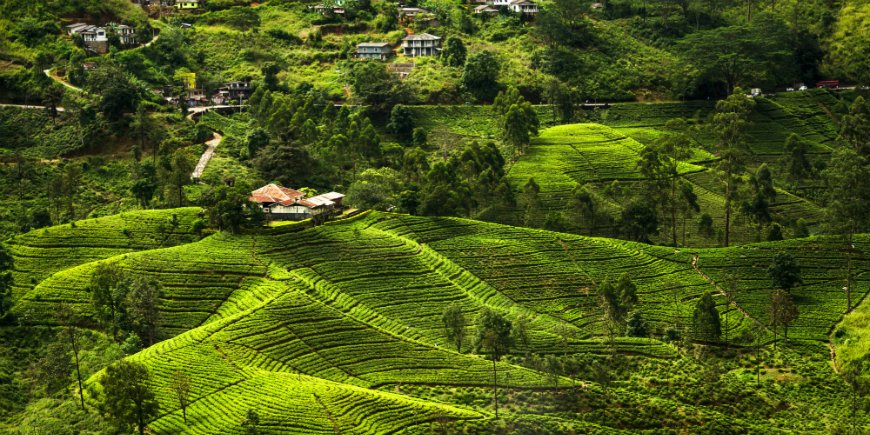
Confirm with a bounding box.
[769,288,798,348]
[461,51,501,102]
[475,308,513,419]
[252,143,315,187]
[0,245,12,320]
[692,292,721,342]
[387,105,415,143]
[100,360,160,435]
[242,408,260,435]
[90,263,129,340]
[125,277,161,347]
[598,274,638,340]
[442,302,467,353]
[783,133,813,189]
[619,201,658,243]
[348,60,408,114]
[768,253,802,293]
[441,36,467,67]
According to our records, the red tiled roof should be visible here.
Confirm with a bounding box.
[249,184,305,206]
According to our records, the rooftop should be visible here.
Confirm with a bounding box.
[249,184,305,206]
[403,33,441,41]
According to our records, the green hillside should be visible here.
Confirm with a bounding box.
[8,210,870,432]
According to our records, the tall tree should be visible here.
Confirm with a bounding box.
[171,370,192,424]
[125,276,161,347]
[653,118,696,245]
[783,134,813,189]
[692,292,721,342]
[475,308,513,419]
[598,274,638,340]
[57,304,86,410]
[494,88,539,155]
[0,245,12,320]
[521,178,541,227]
[100,360,160,435]
[90,263,128,340]
[711,88,755,246]
[441,302,467,353]
[769,288,798,349]
[822,147,870,312]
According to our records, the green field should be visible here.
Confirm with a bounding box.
[8,210,870,432]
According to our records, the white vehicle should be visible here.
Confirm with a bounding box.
[786,87,795,92]
[799,85,808,91]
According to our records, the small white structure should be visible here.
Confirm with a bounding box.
[474,4,499,14]
[508,0,538,14]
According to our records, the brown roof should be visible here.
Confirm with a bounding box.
[250,184,305,206]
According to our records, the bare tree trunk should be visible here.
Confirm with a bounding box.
[492,358,499,419]
[70,327,86,410]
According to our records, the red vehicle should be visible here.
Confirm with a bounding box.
[816,80,840,89]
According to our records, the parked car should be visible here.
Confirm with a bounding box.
[799,85,808,91]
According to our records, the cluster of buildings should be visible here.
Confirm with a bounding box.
[136,0,201,10]
[350,0,539,61]
[249,184,345,222]
[158,76,253,107]
[65,23,137,54]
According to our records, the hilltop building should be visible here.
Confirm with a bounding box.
[355,42,393,60]
[250,184,344,222]
[65,22,138,54]
[491,0,538,14]
[402,33,441,57]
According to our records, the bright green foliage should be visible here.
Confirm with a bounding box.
[100,360,159,435]
[825,1,870,87]
[692,292,721,342]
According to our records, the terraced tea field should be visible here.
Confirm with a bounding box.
[9,209,870,432]
[502,112,827,245]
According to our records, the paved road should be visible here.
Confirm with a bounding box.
[192,132,223,180]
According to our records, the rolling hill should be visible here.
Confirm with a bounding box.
[8,209,870,433]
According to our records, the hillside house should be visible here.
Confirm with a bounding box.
[176,0,200,9]
[250,184,345,222]
[508,0,538,14]
[491,0,538,13]
[312,4,345,15]
[114,24,136,45]
[66,24,109,53]
[355,42,393,60]
[402,33,441,57]
[474,4,499,14]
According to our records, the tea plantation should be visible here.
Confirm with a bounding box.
[8,210,870,433]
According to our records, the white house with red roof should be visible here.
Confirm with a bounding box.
[249,184,344,221]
